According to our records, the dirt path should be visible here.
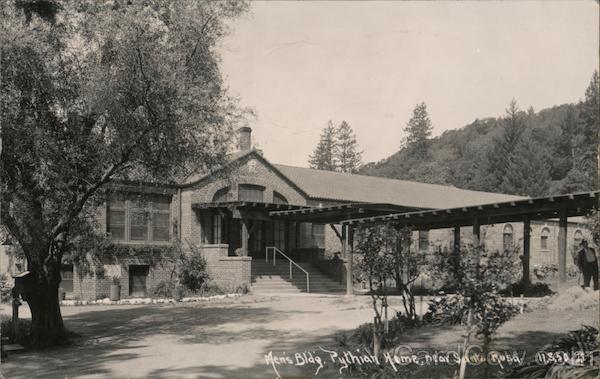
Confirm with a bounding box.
[0,295,597,378]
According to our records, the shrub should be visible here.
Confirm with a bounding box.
[235,282,250,295]
[500,281,555,297]
[422,295,467,326]
[0,314,31,346]
[506,325,599,379]
[152,280,174,298]
[178,249,209,292]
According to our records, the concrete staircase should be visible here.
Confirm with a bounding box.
[251,260,346,294]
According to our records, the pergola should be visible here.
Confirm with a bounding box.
[271,191,599,295]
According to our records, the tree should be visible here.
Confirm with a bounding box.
[308,120,337,171]
[403,102,433,156]
[483,99,527,194]
[1,0,249,347]
[566,71,599,191]
[354,223,420,355]
[335,120,362,173]
[501,130,551,196]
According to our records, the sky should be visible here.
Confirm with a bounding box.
[219,1,599,167]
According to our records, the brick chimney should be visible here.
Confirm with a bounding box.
[237,126,252,152]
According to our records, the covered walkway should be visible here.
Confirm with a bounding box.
[272,191,599,294]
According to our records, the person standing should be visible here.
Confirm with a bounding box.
[576,239,599,291]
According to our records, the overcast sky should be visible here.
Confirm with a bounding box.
[220,1,599,167]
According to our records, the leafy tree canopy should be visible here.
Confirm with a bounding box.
[1,0,249,346]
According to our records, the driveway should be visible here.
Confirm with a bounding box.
[0,294,597,378]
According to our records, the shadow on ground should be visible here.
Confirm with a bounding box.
[1,298,596,379]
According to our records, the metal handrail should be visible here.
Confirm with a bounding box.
[265,246,310,293]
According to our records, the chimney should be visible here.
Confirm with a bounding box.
[237,126,252,152]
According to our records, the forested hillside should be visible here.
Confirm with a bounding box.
[360,73,599,197]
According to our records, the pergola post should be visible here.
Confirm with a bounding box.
[558,209,567,283]
[473,218,481,276]
[344,225,354,296]
[522,217,531,287]
[453,226,461,255]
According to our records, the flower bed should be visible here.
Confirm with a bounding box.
[59,293,244,306]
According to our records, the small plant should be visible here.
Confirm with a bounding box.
[236,282,250,294]
[152,280,174,298]
[507,325,599,379]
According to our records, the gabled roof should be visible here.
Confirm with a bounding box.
[273,164,526,209]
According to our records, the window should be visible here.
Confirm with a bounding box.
[107,197,126,240]
[418,231,429,252]
[151,197,171,241]
[212,213,226,244]
[238,184,265,202]
[312,224,325,249]
[60,264,74,293]
[129,265,149,297]
[251,220,263,252]
[107,194,172,242]
[540,227,551,250]
[130,200,149,241]
[273,191,288,205]
[503,224,514,251]
[274,221,286,251]
[212,187,230,202]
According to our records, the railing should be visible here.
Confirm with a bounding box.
[265,246,310,293]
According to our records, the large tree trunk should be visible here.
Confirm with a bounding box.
[24,256,68,347]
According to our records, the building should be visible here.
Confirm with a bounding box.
[0,127,592,300]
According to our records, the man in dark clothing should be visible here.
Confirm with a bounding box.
[576,239,599,291]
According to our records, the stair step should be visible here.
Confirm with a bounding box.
[251,260,344,294]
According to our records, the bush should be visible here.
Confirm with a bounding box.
[152,280,174,298]
[422,295,467,326]
[178,250,209,292]
[506,325,599,379]
[338,312,422,350]
[499,281,555,297]
[0,314,31,346]
[0,273,12,303]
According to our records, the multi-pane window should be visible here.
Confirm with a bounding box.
[273,191,288,204]
[251,220,263,252]
[503,224,514,251]
[312,223,325,249]
[418,231,430,252]
[274,221,286,251]
[60,264,74,293]
[107,194,172,243]
[238,184,265,202]
[107,197,126,240]
[212,213,225,244]
[540,227,550,250]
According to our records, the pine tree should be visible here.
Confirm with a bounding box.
[308,121,337,171]
[568,71,599,191]
[336,121,362,173]
[403,102,433,156]
[502,130,551,196]
[485,99,527,193]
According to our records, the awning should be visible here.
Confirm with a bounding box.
[342,191,599,230]
[269,202,422,223]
